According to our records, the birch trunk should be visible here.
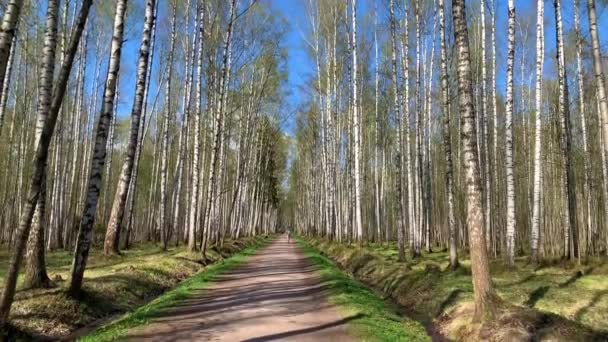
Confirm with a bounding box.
[587,0,608,256]
[104,0,156,255]
[159,0,177,250]
[531,0,544,265]
[24,0,60,290]
[69,0,127,294]
[0,0,23,104]
[505,0,516,267]
[439,0,458,269]
[554,0,579,261]
[0,0,91,323]
[452,0,496,321]
[390,0,405,261]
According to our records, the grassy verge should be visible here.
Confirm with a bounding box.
[0,236,269,340]
[306,237,608,341]
[297,238,430,341]
[80,236,270,342]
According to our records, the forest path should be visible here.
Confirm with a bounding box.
[124,235,355,341]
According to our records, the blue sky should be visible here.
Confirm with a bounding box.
[268,0,607,135]
[83,0,607,136]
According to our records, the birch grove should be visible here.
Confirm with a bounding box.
[0,0,607,333]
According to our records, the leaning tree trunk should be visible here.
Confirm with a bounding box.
[0,0,92,326]
[104,0,156,256]
[0,0,23,105]
[69,0,127,295]
[452,0,497,322]
[531,0,544,265]
[439,0,458,270]
[23,0,60,290]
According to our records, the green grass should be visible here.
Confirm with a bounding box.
[0,236,269,340]
[307,238,608,340]
[297,238,430,341]
[80,237,270,342]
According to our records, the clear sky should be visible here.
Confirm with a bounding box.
[103,0,607,136]
[268,0,608,136]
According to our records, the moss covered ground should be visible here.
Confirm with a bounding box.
[0,236,270,340]
[305,237,608,341]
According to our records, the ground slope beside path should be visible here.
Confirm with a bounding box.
[125,236,354,341]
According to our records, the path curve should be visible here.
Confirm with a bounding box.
[125,236,354,341]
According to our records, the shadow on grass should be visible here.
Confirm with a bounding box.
[525,286,550,308]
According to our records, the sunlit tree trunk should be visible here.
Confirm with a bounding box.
[390,0,405,261]
[69,0,127,294]
[24,0,60,290]
[530,0,544,265]
[439,0,458,270]
[505,0,516,268]
[0,0,23,105]
[202,0,236,256]
[554,0,579,261]
[587,0,608,255]
[104,0,156,255]
[159,0,177,250]
[0,0,92,323]
[452,0,496,321]
[351,0,362,243]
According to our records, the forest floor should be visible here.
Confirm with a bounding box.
[0,236,269,340]
[84,235,430,342]
[305,237,608,341]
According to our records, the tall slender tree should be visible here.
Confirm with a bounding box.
[505,0,516,268]
[69,0,128,294]
[23,0,60,290]
[531,0,545,265]
[0,0,92,324]
[104,0,157,256]
[554,0,579,261]
[452,0,496,321]
[587,0,608,256]
[439,0,458,270]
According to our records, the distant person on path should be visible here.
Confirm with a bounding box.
[287,229,292,243]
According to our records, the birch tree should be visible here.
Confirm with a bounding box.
[351,0,362,243]
[554,0,579,261]
[0,0,92,324]
[104,0,156,256]
[505,0,516,268]
[23,0,60,290]
[0,0,23,104]
[530,0,544,265]
[587,0,608,256]
[452,0,496,321]
[69,0,128,294]
[439,0,458,269]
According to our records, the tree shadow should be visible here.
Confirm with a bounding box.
[436,289,464,316]
[525,286,550,308]
[241,313,365,342]
[574,290,608,322]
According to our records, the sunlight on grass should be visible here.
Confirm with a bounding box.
[0,237,269,339]
[298,239,430,341]
[80,237,270,342]
[307,237,608,337]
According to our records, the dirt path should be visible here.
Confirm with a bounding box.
[125,236,355,341]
